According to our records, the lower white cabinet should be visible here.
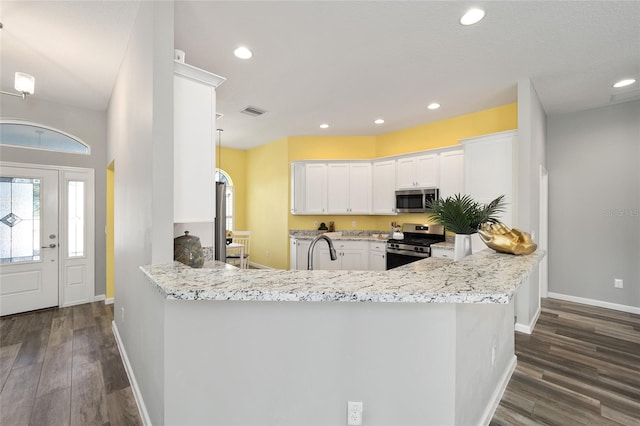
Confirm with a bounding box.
[369,241,387,271]
[315,240,369,271]
[290,238,311,270]
[431,246,453,259]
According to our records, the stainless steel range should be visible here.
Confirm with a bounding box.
[386,223,446,269]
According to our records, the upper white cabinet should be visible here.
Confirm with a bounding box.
[438,150,464,199]
[327,163,372,214]
[290,163,306,214]
[291,161,372,215]
[304,163,328,214]
[173,61,225,223]
[372,160,396,214]
[461,130,516,226]
[396,154,439,189]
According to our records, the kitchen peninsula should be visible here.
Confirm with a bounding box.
[132,249,544,425]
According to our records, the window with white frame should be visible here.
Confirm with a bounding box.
[215,169,234,231]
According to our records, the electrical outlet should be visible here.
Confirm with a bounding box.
[266,250,270,257]
[347,401,363,426]
[121,307,125,323]
[614,278,623,289]
[313,221,318,228]
[491,345,496,366]
[351,221,356,228]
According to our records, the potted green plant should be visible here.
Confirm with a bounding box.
[427,194,506,260]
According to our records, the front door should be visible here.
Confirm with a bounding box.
[0,166,59,316]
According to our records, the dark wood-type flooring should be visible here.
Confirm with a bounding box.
[492,298,640,426]
[0,302,141,426]
[2,298,638,425]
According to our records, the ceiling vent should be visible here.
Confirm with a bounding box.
[240,106,267,117]
[609,89,640,104]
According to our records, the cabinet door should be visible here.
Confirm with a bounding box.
[369,242,387,271]
[372,160,396,214]
[290,238,299,270]
[296,239,311,270]
[304,163,327,214]
[463,131,515,226]
[348,163,372,214]
[396,157,416,189]
[327,163,350,214]
[339,241,368,271]
[415,154,439,188]
[439,150,464,199]
[315,246,341,270]
[174,74,215,223]
[291,163,306,214]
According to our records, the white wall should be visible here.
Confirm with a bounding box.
[515,80,547,330]
[107,1,174,424]
[0,96,108,296]
[547,100,640,310]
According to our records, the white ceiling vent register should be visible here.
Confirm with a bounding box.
[240,106,267,117]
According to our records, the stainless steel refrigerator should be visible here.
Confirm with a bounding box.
[214,182,227,262]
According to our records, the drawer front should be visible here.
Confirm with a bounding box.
[431,247,452,259]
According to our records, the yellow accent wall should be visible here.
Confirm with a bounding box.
[376,103,518,157]
[218,146,247,231]
[106,162,115,299]
[246,137,290,269]
[243,103,518,269]
[289,136,377,161]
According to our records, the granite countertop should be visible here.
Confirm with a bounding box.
[289,231,390,242]
[432,241,455,250]
[140,249,545,305]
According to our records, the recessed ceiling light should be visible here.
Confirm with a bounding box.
[234,46,253,59]
[427,103,441,110]
[613,78,636,88]
[460,8,485,26]
[374,119,385,124]
[319,123,329,129]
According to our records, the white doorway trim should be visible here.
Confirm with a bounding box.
[1,161,95,310]
[539,165,549,297]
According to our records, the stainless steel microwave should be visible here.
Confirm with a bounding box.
[395,188,439,213]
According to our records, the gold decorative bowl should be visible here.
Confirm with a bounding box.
[478,222,537,255]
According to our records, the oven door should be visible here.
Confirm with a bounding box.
[386,250,430,269]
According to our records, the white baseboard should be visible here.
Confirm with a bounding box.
[248,261,274,270]
[93,294,105,302]
[514,306,541,335]
[104,297,114,305]
[547,292,640,315]
[480,354,517,426]
[112,321,152,426]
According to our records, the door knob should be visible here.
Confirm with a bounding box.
[41,244,57,248]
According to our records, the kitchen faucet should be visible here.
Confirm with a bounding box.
[307,234,338,270]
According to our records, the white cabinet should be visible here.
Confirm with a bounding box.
[461,130,516,226]
[369,241,387,271]
[173,62,225,223]
[304,163,327,214]
[290,163,306,214]
[439,150,464,199]
[327,163,372,214]
[431,246,453,259]
[316,240,369,271]
[396,154,439,189]
[372,160,396,214]
[290,238,311,270]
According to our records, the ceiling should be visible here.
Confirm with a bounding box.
[2,1,639,150]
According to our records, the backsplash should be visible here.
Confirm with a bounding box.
[289,229,388,237]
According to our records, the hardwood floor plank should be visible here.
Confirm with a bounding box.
[106,386,142,426]
[70,360,109,426]
[0,343,21,391]
[36,340,73,398]
[48,314,74,347]
[0,362,43,425]
[13,329,49,368]
[30,386,71,426]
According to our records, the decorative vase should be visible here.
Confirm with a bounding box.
[174,231,205,268]
[454,234,472,261]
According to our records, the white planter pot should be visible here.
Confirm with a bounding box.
[454,234,472,261]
